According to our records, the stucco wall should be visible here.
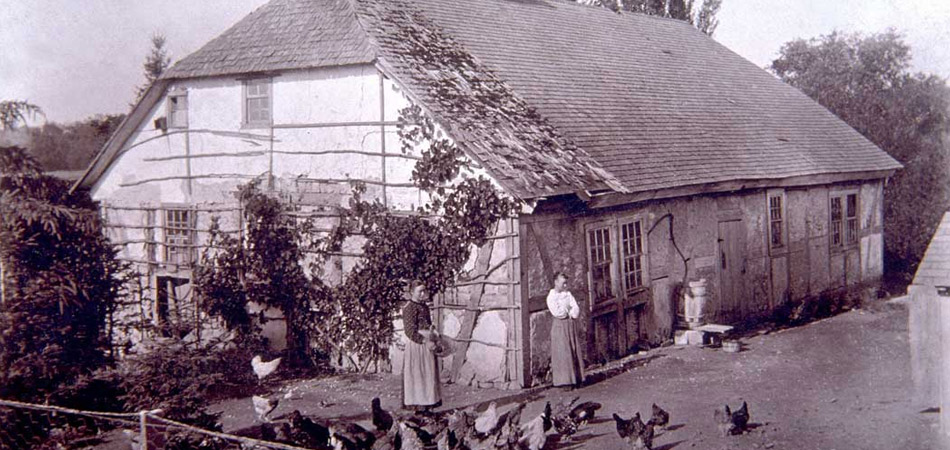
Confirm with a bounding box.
[522,180,886,379]
[92,64,525,384]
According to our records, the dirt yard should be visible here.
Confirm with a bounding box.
[214,298,945,449]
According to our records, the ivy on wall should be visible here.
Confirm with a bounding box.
[195,105,519,370]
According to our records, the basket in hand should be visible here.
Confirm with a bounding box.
[427,333,457,358]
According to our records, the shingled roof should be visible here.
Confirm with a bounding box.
[912,212,950,288]
[142,0,901,199]
[162,0,373,79]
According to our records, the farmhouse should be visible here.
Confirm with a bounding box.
[75,0,900,389]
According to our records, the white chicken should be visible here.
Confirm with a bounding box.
[474,401,498,435]
[252,395,280,422]
[251,355,282,381]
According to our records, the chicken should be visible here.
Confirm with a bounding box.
[495,402,526,450]
[260,422,278,442]
[629,422,654,450]
[612,412,641,441]
[274,422,293,443]
[714,401,750,437]
[569,401,602,427]
[647,403,669,429]
[400,421,427,450]
[551,396,585,438]
[372,397,394,433]
[371,424,400,450]
[713,404,735,437]
[437,408,474,450]
[330,422,377,450]
[251,355,282,382]
[474,401,498,436]
[517,402,552,450]
[289,410,331,448]
[403,411,447,444]
[252,395,279,423]
[731,401,750,433]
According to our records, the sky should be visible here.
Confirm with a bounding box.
[1,0,948,124]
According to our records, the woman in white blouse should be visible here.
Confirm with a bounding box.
[547,272,584,389]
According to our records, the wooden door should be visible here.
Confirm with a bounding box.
[718,220,745,321]
[586,225,624,362]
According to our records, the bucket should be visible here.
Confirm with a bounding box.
[684,278,708,328]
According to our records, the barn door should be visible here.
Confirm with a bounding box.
[718,220,745,321]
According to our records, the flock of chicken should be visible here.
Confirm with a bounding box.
[254,395,601,450]
[247,355,753,450]
[252,396,751,450]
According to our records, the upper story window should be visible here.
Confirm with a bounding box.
[767,190,786,252]
[167,91,188,128]
[243,79,272,127]
[830,192,859,248]
[164,208,195,266]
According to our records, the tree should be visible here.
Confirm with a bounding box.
[0,147,127,402]
[579,0,722,36]
[0,100,43,130]
[771,30,950,285]
[28,113,125,171]
[135,34,172,103]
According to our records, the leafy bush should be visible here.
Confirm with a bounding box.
[0,147,126,403]
[119,341,225,428]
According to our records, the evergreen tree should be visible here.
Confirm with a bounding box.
[134,34,172,103]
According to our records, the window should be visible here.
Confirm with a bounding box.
[587,227,613,304]
[620,220,646,291]
[767,190,786,251]
[164,208,195,265]
[830,192,859,248]
[243,79,271,126]
[155,276,190,337]
[168,92,188,128]
[585,216,650,307]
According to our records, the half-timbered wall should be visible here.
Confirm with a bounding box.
[520,180,885,385]
[91,64,526,387]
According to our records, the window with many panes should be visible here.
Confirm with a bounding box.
[768,190,786,252]
[168,91,188,128]
[586,217,649,307]
[243,79,271,126]
[830,192,859,248]
[587,227,613,304]
[164,208,195,265]
[620,220,646,291]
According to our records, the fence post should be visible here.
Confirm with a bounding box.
[139,410,148,450]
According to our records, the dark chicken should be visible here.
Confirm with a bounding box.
[647,403,669,429]
[714,401,750,437]
[731,401,750,433]
[288,410,331,449]
[568,401,602,427]
[371,397,394,432]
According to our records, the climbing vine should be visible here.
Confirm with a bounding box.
[195,104,518,370]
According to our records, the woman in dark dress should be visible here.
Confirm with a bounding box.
[402,280,442,410]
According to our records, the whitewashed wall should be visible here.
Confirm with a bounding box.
[92,64,523,387]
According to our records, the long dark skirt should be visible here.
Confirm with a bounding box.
[403,340,442,406]
[550,317,584,386]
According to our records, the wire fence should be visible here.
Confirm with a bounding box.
[0,399,312,450]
